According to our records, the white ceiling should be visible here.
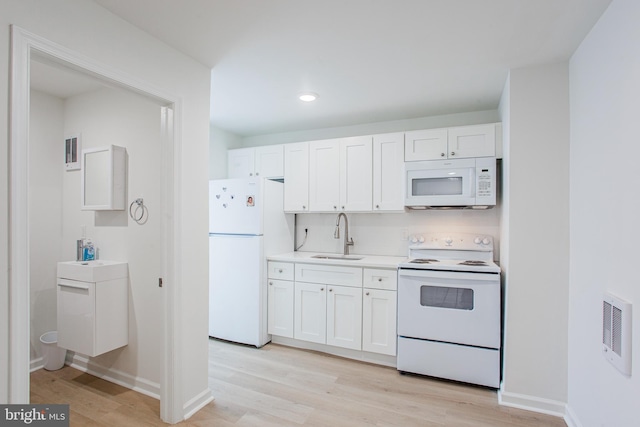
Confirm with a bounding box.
[87,0,612,137]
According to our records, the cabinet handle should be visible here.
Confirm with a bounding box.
[375,204,380,209]
[366,292,370,296]
[378,278,383,282]
[441,152,445,157]
[278,269,283,273]
[333,206,337,210]
[320,287,324,291]
[329,288,333,292]
[302,205,306,210]
[450,151,455,156]
[341,206,345,210]
[256,172,260,176]
[57,282,90,290]
[250,173,253,176]
[269,281,273,286]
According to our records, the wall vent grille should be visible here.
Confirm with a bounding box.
[602,292,632,376]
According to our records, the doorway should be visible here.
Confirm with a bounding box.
[9,26,182,423]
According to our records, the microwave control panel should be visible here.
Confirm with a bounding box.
[475,157,496,204]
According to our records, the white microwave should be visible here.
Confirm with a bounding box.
[405,157,496,209]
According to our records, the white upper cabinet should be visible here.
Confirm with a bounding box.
[405,123,496,161]
[372,132,404,211]
[283,142,309,212]
[340,136,372,212]
[448,124,496,159]
[309,137,372,212]
[228,145,284,178]
[404,128,448,161]
[309,139,341,211]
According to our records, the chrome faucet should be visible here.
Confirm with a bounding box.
[334,213,354,255]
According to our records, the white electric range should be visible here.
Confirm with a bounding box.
[396,233,502,388]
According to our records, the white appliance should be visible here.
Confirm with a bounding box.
[397,233,501,388]
[404,157,496,209]
[209,178,293,347]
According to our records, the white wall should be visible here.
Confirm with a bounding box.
[29,90,65,365]
[499,62,570,414]
[59,87,164,389]
[242,110,500,147]
[210,125,242,179]
[1,0,211,417]
[568,1,640,426]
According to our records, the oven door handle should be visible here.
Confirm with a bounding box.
[398,268,499,282]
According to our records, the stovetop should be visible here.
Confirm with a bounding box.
[398,233,501,274]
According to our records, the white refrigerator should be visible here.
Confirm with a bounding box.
[209,178,294,347]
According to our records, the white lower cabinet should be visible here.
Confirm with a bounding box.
[327,284,362,350]
[269,261,397,358]
[294,281,327,344]
[362,288,397,355]
[268,279,294,338]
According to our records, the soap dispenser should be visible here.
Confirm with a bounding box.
[83,239,95,261]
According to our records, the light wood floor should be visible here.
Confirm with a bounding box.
[31,339,567,426]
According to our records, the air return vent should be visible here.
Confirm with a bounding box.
[602,292,632,376]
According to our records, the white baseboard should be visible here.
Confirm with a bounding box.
[564,404,583,427]
[183,388,214,420]
[30,357,44,372]
[498,386,566,418]
[68,354,161,400]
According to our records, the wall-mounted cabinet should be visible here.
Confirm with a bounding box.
[373,132,405,211]
[81,145,126,210]
[283,142,309,212]
[405,123,496,161]
[228,145,284,179]
[308,136,372,212]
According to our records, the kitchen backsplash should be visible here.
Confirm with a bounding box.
[294,210,501,259]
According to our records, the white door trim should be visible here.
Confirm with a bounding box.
[9,26,183,423]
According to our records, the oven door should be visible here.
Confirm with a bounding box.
[397,268,500,349]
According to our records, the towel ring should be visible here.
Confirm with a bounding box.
[129,198,148,224]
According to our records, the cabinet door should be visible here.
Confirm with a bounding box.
[309,139,340,212]
[255,145,284,178]
[227,147,255,178]
[294,282,327,344]
[268,279,294,338]
[404,128,448,161]
[448,123,496,159]
[283,142,309,212]
[340,136,372,212]
[362,289,397,356]
[57,279,95,356]
[373,133,404,211]
[327,285,362,350]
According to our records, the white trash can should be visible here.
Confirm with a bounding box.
[39,331,67,371]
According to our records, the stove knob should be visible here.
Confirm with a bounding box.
[474,237,482,244]
[482,237,491,245]
[444,236,453,245]
[418,236,425,243]
[410,236,418,243]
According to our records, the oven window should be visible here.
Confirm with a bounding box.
[420,285,474,310]
[412,177,463,196]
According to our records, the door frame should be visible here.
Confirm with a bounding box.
[9,26,184,423]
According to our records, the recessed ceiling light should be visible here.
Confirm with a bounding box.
[298,92,318,102]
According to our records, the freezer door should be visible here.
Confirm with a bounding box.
[209,234,268,346]
[209,178,263,235]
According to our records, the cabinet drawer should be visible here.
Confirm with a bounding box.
[295,263,362,287]
[363,268,397,290]
[268,261,294,281]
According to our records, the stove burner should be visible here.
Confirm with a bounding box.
[458,260,487,266]
[410,259,440,264]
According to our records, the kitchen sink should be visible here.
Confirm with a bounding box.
[311,254,364,261]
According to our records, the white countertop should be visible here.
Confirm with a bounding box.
[267,252,406,269]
